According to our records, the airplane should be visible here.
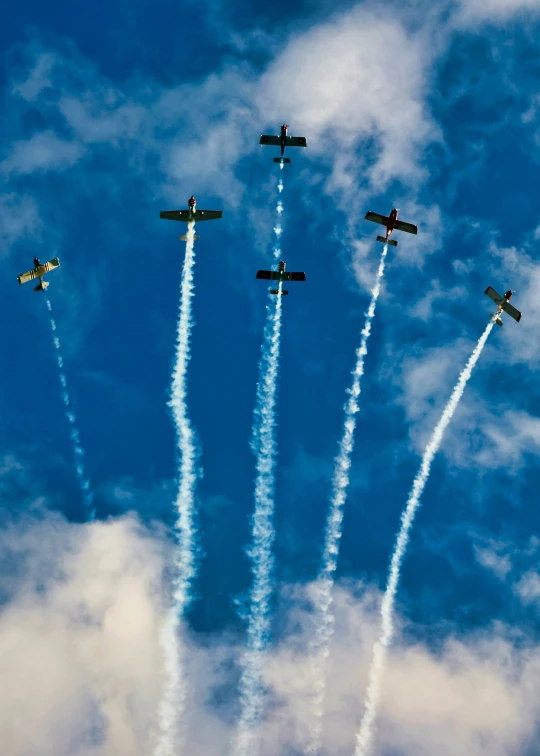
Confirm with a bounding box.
[259,125,307,164]
[160,196,222,240]
[484,287,521,326]
[364,208,418,247]
[17,256,61,291]
[256,260,306,295]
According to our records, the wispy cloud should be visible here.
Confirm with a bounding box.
[455,0,540,24]
[0,193,41,254]
[1,131,85,175]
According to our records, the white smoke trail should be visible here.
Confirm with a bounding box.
[155,221,199,756]
[355,321,494,756]
[232,283,284,756]
[307,244,389,754]
[232,166,287,756]
[45,298,95,520]
[273,174,284,261]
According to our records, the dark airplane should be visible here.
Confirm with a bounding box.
[485,287,521,326]
[259,125,307,164]
[256,260,306,295]
[160,196,222,240]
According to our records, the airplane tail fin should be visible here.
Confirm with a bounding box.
[377,235,397,247]
[270,289,289,295]
[273,157,291,164]
[490,314,503,327]
[34,281,49,292]
[179,234,200,241]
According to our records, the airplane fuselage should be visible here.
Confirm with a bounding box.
[185,196,197,221]
[385,209,399,239]
[270,260,287,281]
[494,290,514,318]
[280,125,288,156]
[34,264,49,291]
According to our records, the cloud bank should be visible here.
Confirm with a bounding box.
[1,512,540,755]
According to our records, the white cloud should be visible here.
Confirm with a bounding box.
[0,512,166,756]
[475,409,540,470]
[1,515,540,756]
[12,52,56,101]
[455,0,540,24]
[0,193,41,254]
[245,585,540,756]
[515,569,540,605]
[378,635,539,756]
[1,131,85,175]
[255,7,438,193]
[392,339,540,470]
[59,95,148,145]
[409,280,468,321]
[0,5,439,219]
[474,539,513,580]
[392,336,474,426]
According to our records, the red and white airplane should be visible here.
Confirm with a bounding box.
[160,196,222,240]
[259,125,307,164]
[364,208,418,247]
[485,287,521,326]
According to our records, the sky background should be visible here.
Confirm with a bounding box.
[3,0,540,754]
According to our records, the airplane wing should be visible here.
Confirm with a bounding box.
[365,211,389,227]
[502,302,522,322]
[193,210,222,222]
[285,136,307,147]
[17,257,60,285]
[260,135,281,146]
[160,210,190,221]
[256,270,283,281]
[18,268,38,285]
[394,220,418,235]
[256,270,306,281]
[484,286,504,305]
[45,257,60,272]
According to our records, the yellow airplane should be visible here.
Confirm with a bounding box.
[18,256,61,292]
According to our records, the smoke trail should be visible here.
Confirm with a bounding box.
[232,280,284,756]
[307,244,389,754]
[231,165,287,756]
[273,175,284,261]
[45,298,95,520]
[355,321,494,756]
[155,221,199,756]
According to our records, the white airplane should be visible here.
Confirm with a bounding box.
[160,196,222,240]
[18,256,60,291]
[485,287,521,326]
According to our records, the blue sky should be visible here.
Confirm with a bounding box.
[3,0,540,754]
